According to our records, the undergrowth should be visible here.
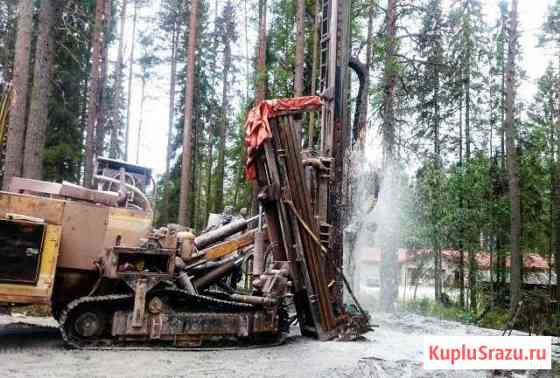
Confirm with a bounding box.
[404,298,476,324]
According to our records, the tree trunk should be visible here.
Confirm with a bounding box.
[307,0,321,147]
[96,0,112,159]
[379,0,399,313]
[293,0,305,138]
[432,10,442,302]
[23,0,61,180]
[554,132,560,301]
[353,0,374,149]
[0,2,17,86]
[554,51,560,302]
[214,4,233,214]
[205,0,220,218]
[191,113,200,230]
[464,23,478,312]
[349,56,368,147]
[84,0,106,188]
[244,0,250,101]
[3,0,33,190]
[79,70,89,183]
[506,0,522,311]
[110,0,128,159]
[135,76,146,165]
[178,0,200,227]
[163,17,179,225]
[251,0,267,217]
[125,0,138,161]
[500,9,507,170]
[255,0,267,103]
[205,128,214,219]
[382,0,397,162]
[458,72,465,308]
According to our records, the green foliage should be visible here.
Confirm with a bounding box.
[404,299,476,324]
[478,308,510,329]
[155,0,250,230]
[0,1,16,86]
[44,0,93,183]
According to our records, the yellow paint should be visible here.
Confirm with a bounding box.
[0,224,62,305]
[204,231,261,261]
[108,208,153,229]
[106,208,152,247]
[206,240,240,261]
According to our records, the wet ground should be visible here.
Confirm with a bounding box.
[0,313,557,378]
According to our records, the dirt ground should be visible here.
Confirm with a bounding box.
[0,313,557,378]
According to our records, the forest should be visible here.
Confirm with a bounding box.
[0,0,559,329]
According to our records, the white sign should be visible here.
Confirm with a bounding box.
[423,336,551,370]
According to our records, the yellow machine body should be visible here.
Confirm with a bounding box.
[0,190,152,307]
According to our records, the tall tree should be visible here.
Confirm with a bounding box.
[379,0,399,313]
[0,1,17,87]
[134,32,160,165]
[96,0,112,158]
[307,0,320,147]
[256,0,267,102]
[3,0,32,189]
[293,0,305,137]
[163,6,180,225]
[23,0,62,179]
[415,0,447,302]
[351,0,375,148]
[135,76,146,165]
[214,0,237,213]
[125,0,138,161]
[43,0,92,184]
[542,0,560,303]
[505,0,521,310]
[204,0,221,218]
[251,0,268,216]
[449,0,487,311]
[109,0,128,159]
[84,0,106,187]
[178,0,200,227]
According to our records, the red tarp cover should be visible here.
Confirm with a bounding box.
[244,96,322,180]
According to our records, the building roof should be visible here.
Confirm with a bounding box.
[359,247,553,271]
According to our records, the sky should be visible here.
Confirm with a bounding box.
[120,0,555,177]
[502,0,553,101]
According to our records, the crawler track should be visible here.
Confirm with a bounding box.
[59,289,286,350]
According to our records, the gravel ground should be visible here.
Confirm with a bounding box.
[0,313,557,378]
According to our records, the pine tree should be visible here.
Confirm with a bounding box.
[256,0,267,102]
[379,0,399,313]
[134,31,161,165]
[109,0,129,159]
[307,0,321,147]
[293,0,305,137]
[179,0,200,227]
[214,0,237,213]
[449,0,488,311]
[3,0,32,189]
[505,0,521,310]
[125,0,139,161]
[96,0,113,159]
[161,0,181,225]
[84,0,107,187]
[0,1,17,87]
[23,0,62,180]
[542,0,560,301]
[415,0,449,302]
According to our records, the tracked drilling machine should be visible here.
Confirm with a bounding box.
[0,0,368,348]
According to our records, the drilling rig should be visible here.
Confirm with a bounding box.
[0,0,367,348]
